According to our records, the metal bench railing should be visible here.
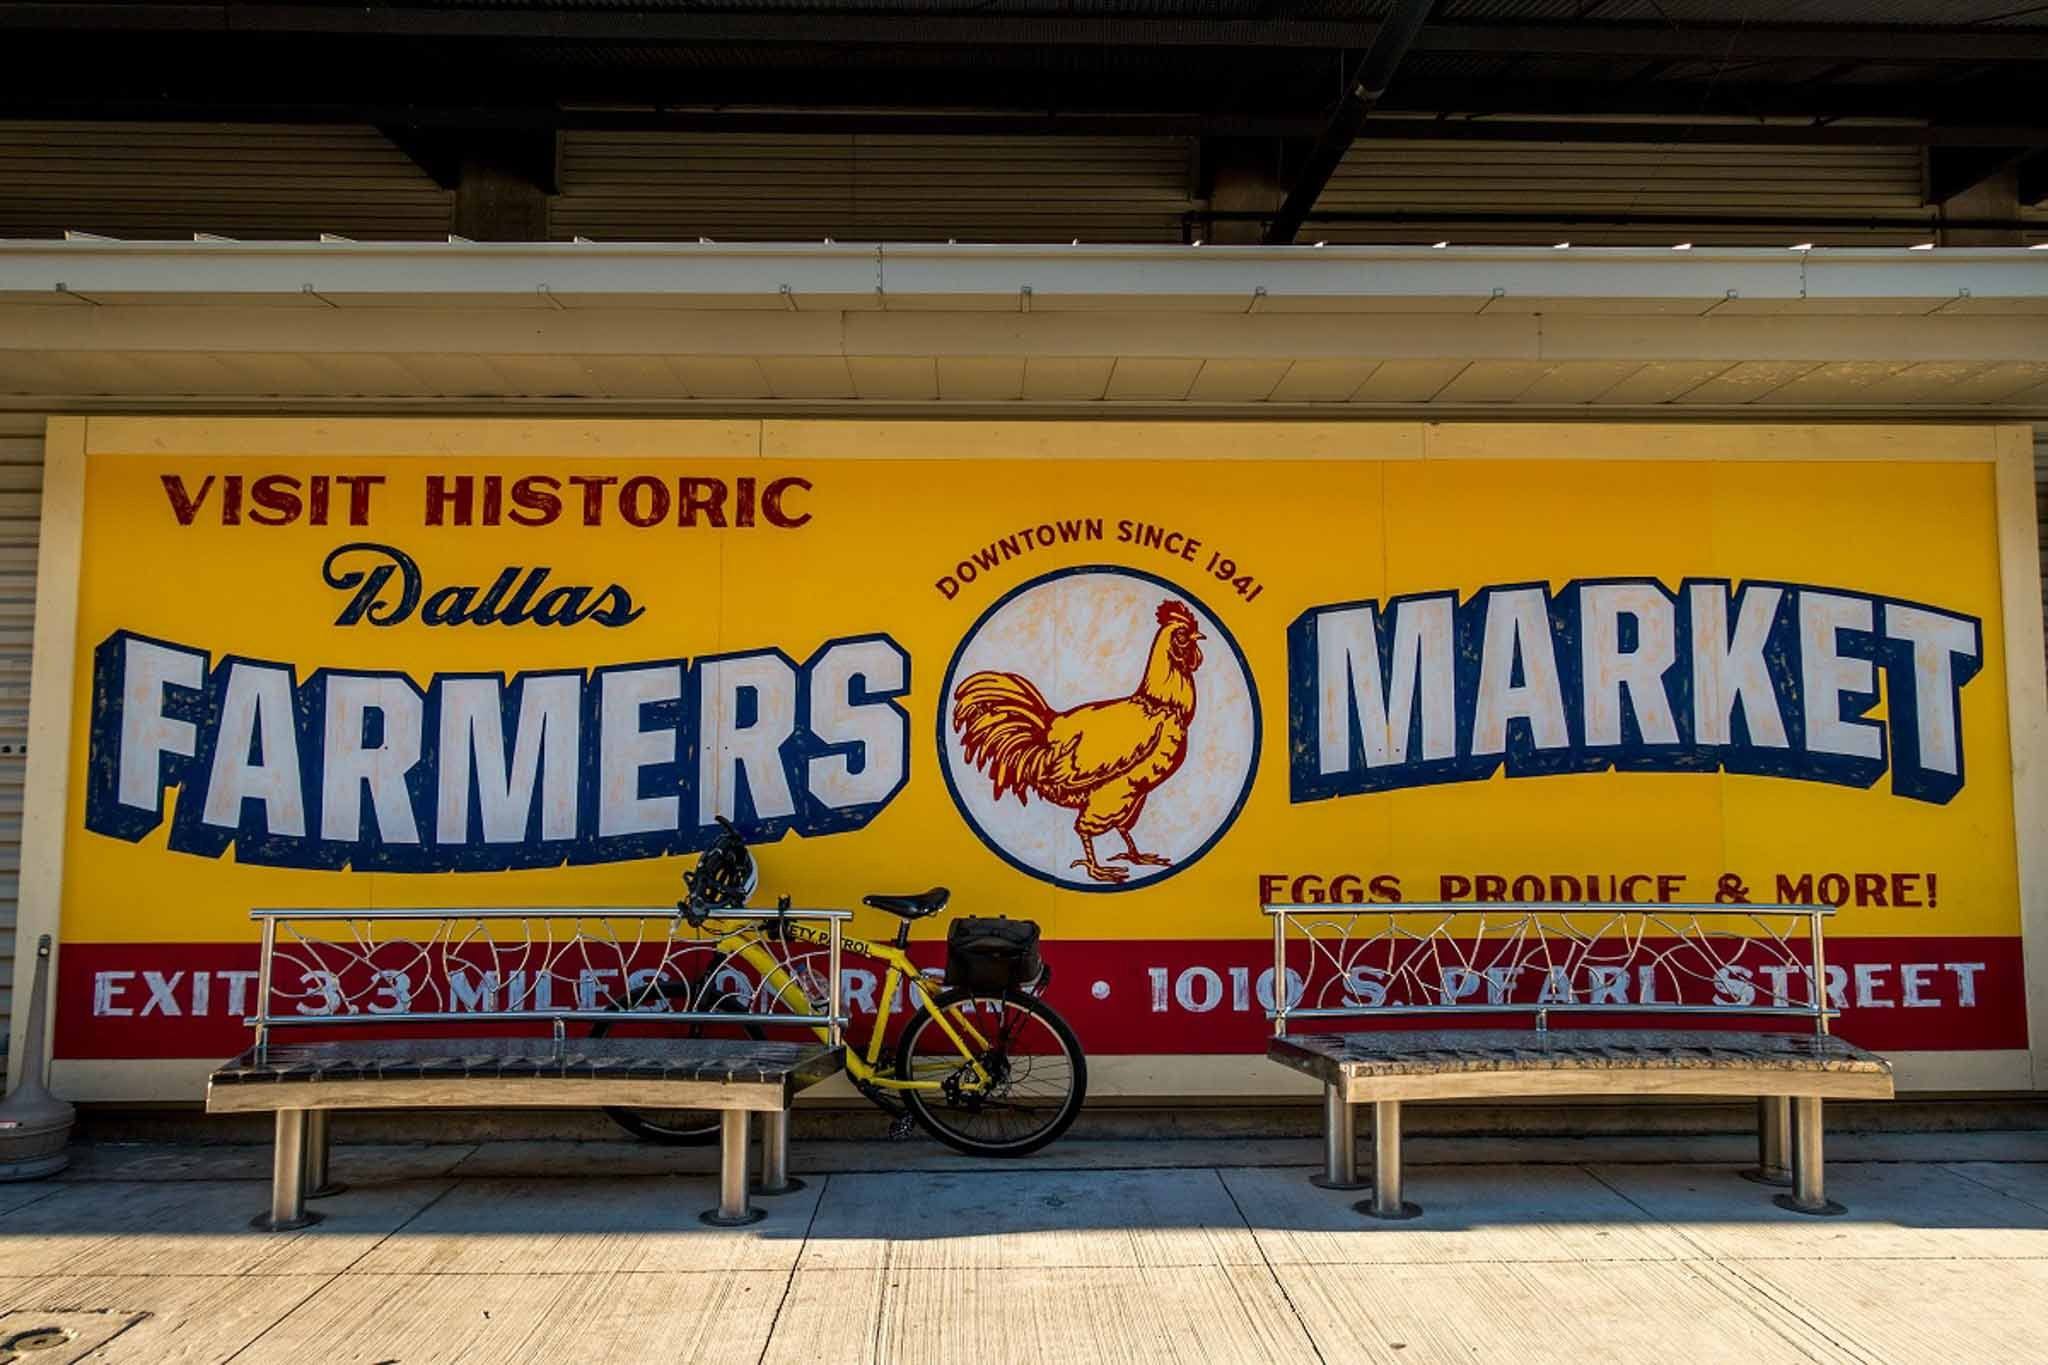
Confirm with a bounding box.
[210,905,851,1231]
[1268,901,1834,1035]
[245,904,850,1056]
[1262,901,1891,1219]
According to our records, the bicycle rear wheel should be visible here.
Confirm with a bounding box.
[893,987,1086,1157]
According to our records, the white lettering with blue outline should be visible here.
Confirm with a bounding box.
[84,630,910,869]
[1290,578,1982,806]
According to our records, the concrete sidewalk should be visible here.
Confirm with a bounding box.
[2,1133,2047,1362]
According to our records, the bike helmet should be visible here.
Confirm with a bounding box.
[684,818,759,912]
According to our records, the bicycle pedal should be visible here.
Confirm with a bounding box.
[887,1112,918,1141]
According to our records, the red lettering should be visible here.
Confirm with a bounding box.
[678,477,727,528]
[509,475,561,527]
[481,475,504,526]
[735,476,757,528]
[1440,874,1473,902]
[569,475,616,526]
[159,474,215,526]
[220,474,243,525]
[621,475,671,528]
[248,474,302,526]
[308,474,331,525]
[425,475,472,527]
[1854,872,1889,907]
[762,476,812,528]
[336,474,383,526]
[1257,873,1285,906]
[1776,873,1815,904]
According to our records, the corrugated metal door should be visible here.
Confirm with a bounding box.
[0,124,452,241]
[1321,138,1932,246]
[554,133,1192,242]
[0,416,39,1050]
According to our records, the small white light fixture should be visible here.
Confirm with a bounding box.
[1192,237,1204,246]
[1672,242,1692,250]
[2029,242,2048,250]
[1790,242,1814,251]
[1313,240,1327,247]
[1910,241,1936,250]
[1431,240,1449,249]
[1553,240,1571,249]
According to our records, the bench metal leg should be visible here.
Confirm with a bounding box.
[1311,1086,1368,1190]
[701,1111,766,1227]
[1773,1096,1847,1217]
[303,1109,346,1199]
[251,1110,323,1232]
[754,1108,805,1196]
[1742,1096,1792,1187]
[1354,1099,1421,1221]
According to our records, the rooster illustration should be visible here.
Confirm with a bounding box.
[951,598,1204,884]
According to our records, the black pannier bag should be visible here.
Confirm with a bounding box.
[944,916,1045,993]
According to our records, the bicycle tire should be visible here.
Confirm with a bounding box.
[893,986,1086,1157]
[591,993,764,1146]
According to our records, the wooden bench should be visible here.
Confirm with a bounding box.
[1264,901,1893,1220]
[206,906,849,1230]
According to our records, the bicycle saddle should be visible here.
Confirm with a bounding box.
[862,887,951,919]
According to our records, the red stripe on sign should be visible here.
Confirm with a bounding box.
[53,936,2028,1060]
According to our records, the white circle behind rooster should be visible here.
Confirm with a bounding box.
[939,566,1259,893]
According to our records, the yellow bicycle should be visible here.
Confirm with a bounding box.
[591,821,1087,1157]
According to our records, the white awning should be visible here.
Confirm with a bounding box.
[2,241,2044,414]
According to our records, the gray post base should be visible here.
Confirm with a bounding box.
[251,1109,324,1232]
[701,1111,766,1227]
[753,1108,806,1196]
[303,1109,346,1199]
[1310,1086,1369,1191]
[1354,1099,1422,1221]
[1772,1095,1847,1217]
[1741,1095,1793,1188]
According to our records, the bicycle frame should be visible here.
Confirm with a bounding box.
[692,916,1001,1094]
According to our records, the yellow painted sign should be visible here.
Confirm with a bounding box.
[53,420,2027,1060]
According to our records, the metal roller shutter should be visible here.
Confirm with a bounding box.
[0,416,37,1050]
[1321,138,1934,246]
[0,123,452,242]
[554,133,1192,243]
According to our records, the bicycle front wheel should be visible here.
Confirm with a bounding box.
[894,987,1086,1157]
[591,996,763,1146]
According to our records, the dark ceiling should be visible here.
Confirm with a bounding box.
[4,1,2046,239]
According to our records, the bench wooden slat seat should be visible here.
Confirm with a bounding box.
[1273,1029,1893,1100]
[207,1047,847,1113]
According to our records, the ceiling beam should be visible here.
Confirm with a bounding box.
[1,8,2046,62]
[8,100,2047,150]
[1266,0,1440,244]
[1359,120,2048,148]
